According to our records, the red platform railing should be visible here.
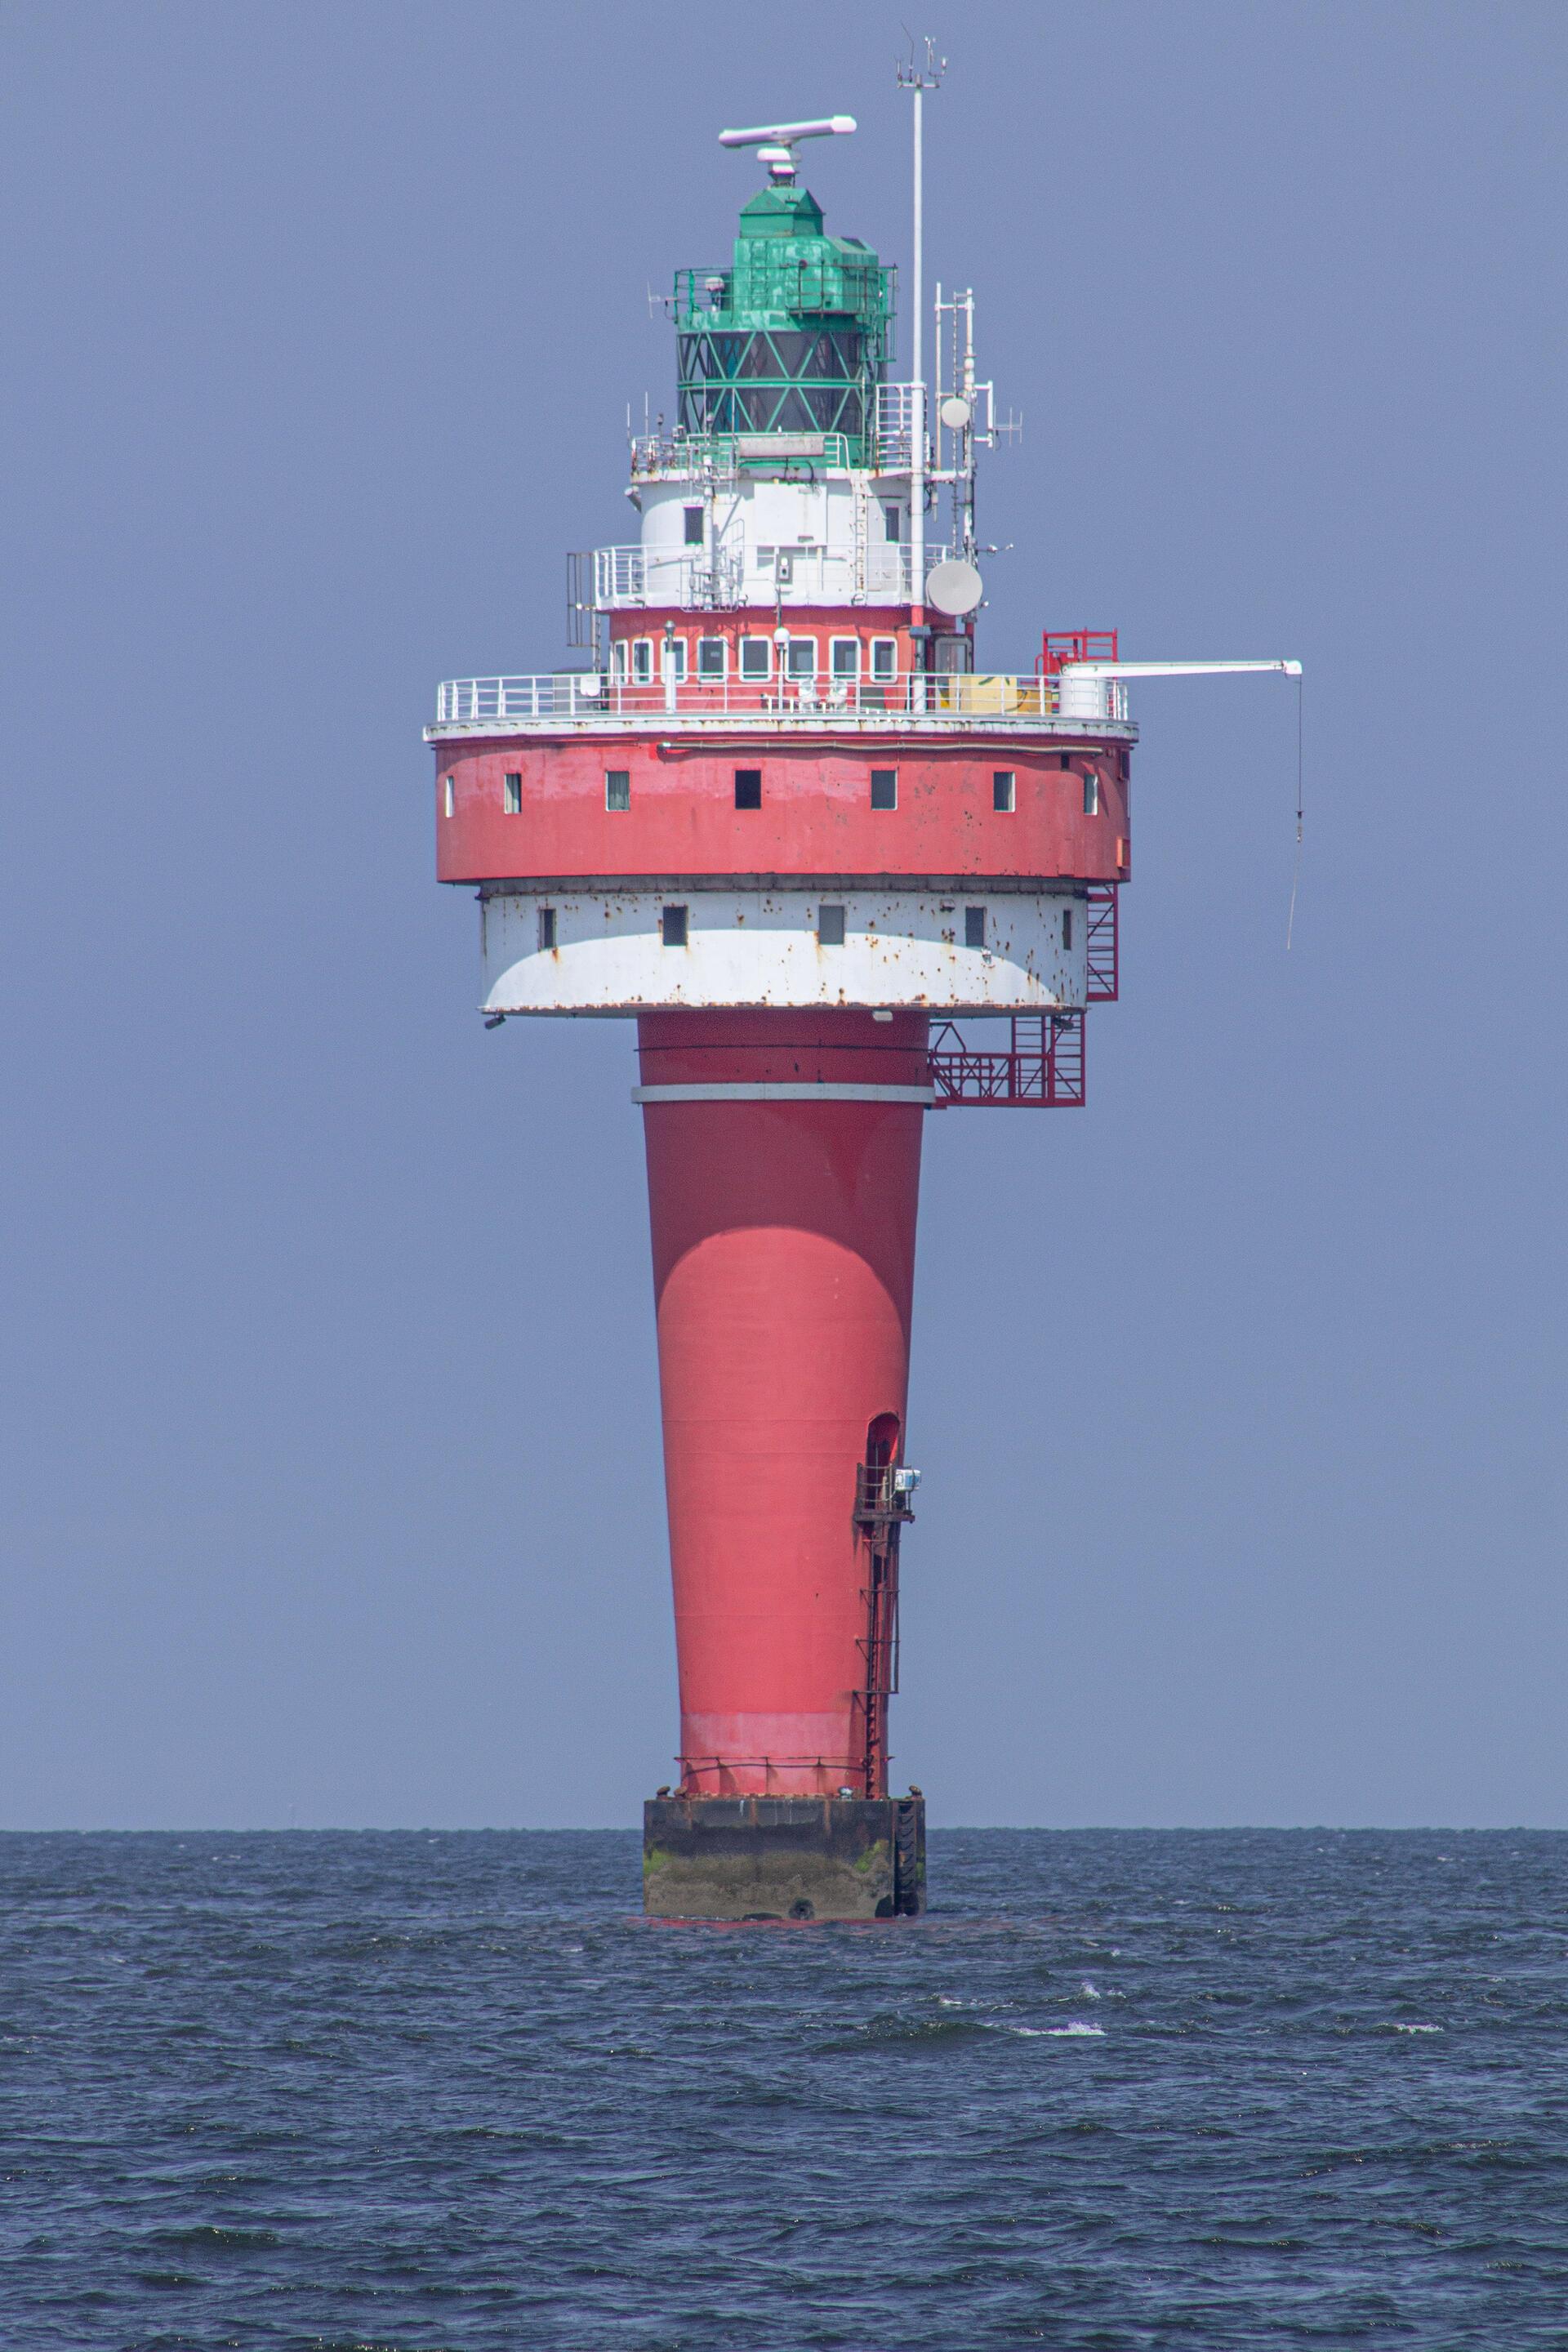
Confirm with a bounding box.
[928,1012,1086,1108]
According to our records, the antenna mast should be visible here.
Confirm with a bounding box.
[898,38,945,674]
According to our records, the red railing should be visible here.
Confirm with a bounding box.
[1039,627,1119,679]
[928,1012,1086,1108]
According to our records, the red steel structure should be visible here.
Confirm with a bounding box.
[427,114,1298,1918]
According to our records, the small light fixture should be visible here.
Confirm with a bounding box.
[872,1009,893,1024]
[484,1013,505,1030]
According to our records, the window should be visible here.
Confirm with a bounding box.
[870,637,898,682]
[697,636,726,679]
[871,768,898,811]
[785,638,817,680]
[739,636,772,680]
[818,904,846,947]
[443,775,455,818]
[883,504,902,542]
[632,639,653,684]
[993,770,1016,813]
[830,638,860,681]
[537,906,557,952]
[1083,768,1099,816]
[605,768,630,813]
[683,504,704,546]
[1058,752,1072,770]
[1062,908,1073,949]
[503,772,522,815]
[665,638,688,683]
[611,639,628,681]
[662,904,688,948]
[964,906,987,950]
[734,768,762,810]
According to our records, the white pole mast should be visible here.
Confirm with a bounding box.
[898,38,944,672]
[911,77,924,617]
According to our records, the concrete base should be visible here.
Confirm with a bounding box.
[643,1793,926,1922]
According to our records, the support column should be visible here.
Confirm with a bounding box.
[636,1009,929,1919]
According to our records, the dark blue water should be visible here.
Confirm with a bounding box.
[2,1830,1565,2348]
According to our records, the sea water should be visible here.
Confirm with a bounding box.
[1,1829,1564,2347]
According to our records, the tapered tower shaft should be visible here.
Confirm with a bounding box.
[638,1009,927,1797]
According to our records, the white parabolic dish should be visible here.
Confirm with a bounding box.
[924,559,983,617]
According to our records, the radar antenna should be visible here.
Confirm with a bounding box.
[718,115,857,185]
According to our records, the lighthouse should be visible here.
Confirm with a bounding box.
[429,107,1298,1918]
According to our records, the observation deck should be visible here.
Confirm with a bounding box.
[429,669,1135,740]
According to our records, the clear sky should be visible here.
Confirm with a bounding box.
[1,1,1561,1829]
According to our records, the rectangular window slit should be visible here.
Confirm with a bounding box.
[537,906,557,952]
[503,772,522,815]
[683,505,704,546]
[871,768,898,810]
[662,904,688,948]
[1084,770,1099,816]
[993,770,1015,813]
[606,768,630,812]
[1062,908,1073,949]
[964,906,987,949]
[818,904,846,947]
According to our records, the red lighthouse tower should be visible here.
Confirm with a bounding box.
[430,109,1298,1918]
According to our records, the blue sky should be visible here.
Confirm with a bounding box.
[1,0,1562,1827]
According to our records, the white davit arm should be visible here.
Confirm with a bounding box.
[1056,658,1302,721]
[719,117,857,182]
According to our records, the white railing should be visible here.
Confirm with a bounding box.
[591,541,951,611]
[430,670,1137,731]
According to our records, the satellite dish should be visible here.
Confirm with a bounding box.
[925,558,983,616]
[939,395,972,430]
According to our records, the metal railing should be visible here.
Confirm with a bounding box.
[589,541,948,611]
[629,429,858,479]
[431,669,1110,729]
[928,1013,1087,1107]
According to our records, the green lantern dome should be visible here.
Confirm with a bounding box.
[673,184,895,462]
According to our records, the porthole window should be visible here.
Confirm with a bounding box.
[871,768,898,811]
[993,770,1016,813]
[503,772,522,816]
[605,768,630,813]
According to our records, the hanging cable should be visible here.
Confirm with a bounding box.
[1286,669,1304,950]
